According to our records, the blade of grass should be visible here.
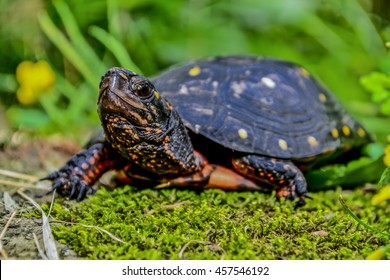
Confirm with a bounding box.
[378,166,390,189]
[106,1,157,73]
[89,26,142,73]
[33,232,48,260]
[38,11,98,88]
[340,0,386,57]
[4,192,17,212]
[41,211,60,260]
[106,0,121,40]
[54,75,96,120]
[53,0,107,75]
[339,195,390,238]
[17,190,60,260]
[38,90,69,129]
[299,14,349,59]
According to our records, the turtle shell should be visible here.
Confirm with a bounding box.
[151,55,371,159]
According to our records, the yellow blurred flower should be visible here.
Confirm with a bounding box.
[371,184,390,205]
[366,247,386,260]
[16,60,55,105]
[383,153,390,167]
[383,137,390,166]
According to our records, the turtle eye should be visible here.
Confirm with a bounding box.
[133,82,152,98]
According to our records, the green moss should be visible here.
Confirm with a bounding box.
[47,186,389,260]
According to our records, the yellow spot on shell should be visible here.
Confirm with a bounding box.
[299,67,310,77]
[357,127,366,138]
[238,128,248,139]
[307,136,318,147]
[278,139,288,150]
[189,66,201,76]
[342,125,351,136]
[154,90,160,99]
[319,93,327,103]
[331,128,339,138]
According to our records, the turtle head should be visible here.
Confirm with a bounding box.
[98,67,175,147]
[98,67,172,134]
[98,67,199,174]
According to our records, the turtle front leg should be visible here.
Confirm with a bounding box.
[43,143,127,201]
[232,155,309,207]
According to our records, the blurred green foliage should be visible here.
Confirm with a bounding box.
[0,0,390,140]
[1,0,389,260]
[361,65,390,115]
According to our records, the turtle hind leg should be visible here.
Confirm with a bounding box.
[155,165,262,191]
[232,155,309,207]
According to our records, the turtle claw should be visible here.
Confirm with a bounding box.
[275,182,311,209]
[292,192,312,209]
[42,143,113,201]
[40,172,57,182]
[68,179,78,199]
[294,198,306,209]
[76,182,89,201]
[43,172,65,195]
[303,193,313,199]
[42,168,94,201]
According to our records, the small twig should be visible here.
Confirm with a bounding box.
[0,243,9,259]
[0,179,50,191]
[33,233,48,260]
[161,200,191,210]
[0,211,18,260]
[0,211,17,241]
[0,179,35,189]
[51,219,125,244]
[179,240,226,260]
[0,168,39,182]
[144,201,191,215]
[47,190,56,218]
[17,190,59,260]
[17,190,43,211]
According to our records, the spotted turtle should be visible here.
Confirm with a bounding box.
[44,55,372,206]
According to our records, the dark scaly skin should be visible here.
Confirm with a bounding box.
[44,142,128,201]
[46,68,206,198]
[98,67,202,176]
[45,67,309,206]
[232,155,310,206]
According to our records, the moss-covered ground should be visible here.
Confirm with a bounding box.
[42,185,389,260]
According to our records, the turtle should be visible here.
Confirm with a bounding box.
[43,55,372,206]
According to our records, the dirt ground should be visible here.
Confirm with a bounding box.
[0,132,82,259]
